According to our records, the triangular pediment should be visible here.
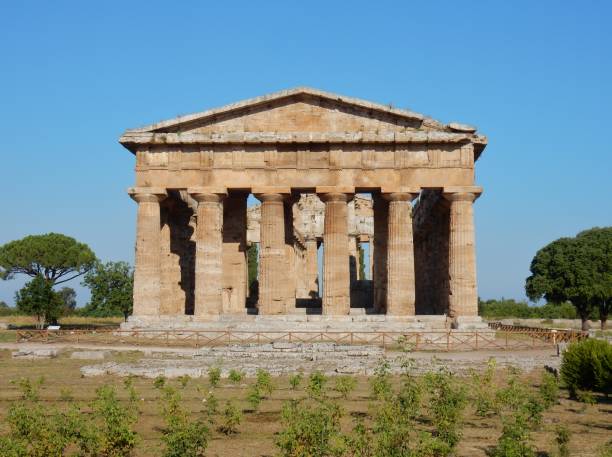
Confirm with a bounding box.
[126,87,456,135]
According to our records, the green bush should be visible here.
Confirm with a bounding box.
[159,386,209,457]
[307,371,328,398]
[275,398,343,457]
[93,385,139,456]
[370,359,392,400]
[218,401,242,435]
[228,369,244,384]
[289,373,303,390]
[255,369,274,397]
[538,371,559,408]
[333,376,357,399]
[560,339,612,396]
[487,412,535,457]
[208,367,221,388]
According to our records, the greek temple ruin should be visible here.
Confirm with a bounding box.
[119,88,488,330]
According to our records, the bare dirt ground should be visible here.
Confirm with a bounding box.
[0,343,610,456]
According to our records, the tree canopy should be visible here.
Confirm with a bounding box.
[82,261,133,321]
[0,233,97,285]
[526,227,612,330]
[15,275,64,327]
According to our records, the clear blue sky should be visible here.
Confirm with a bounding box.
[1,1,610,306]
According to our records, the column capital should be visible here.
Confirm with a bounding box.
[443,186,483,202]
[128,187,167,203]
[188,187,227,203]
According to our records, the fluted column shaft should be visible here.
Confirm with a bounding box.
[305,237,319,298]
[321,193,350,315]
[384,192,416,316]
[446,192,478,317]
[129,189,166,316]
[373,195,389,312]
[191,191,225,318]
[257,193,286,314]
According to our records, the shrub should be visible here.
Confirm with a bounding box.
[471,359,497,417]
[203,392,219,418]
[487,412,535,457]
[92,384,139,456]
[275,398,343,457]
[370,359,392,400]
[246,384,262,411]
[154,375,167,389]
[539,371,559,409]
[177,375,191,389]
[397,373,422,419]
[333,376,357,399]
[424,369,467,451]
[555,425,571,457]
[159,386,209,457]
[255,369,274,397]
[208,367,221,388]
[307,371,328,398]
[560,339,612,397]
[289,372,303,390]
[228,369,244,384]
[218,401,242,435]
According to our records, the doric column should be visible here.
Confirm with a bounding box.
[373,194,389,312]
[255,189,290,314]
[319,188,353,315]
[444,188,481,318]
[305,236,319,298]
[128,187,167,316]
[384,191,418,316]
[189,188,227,319]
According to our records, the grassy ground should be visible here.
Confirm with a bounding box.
[0,349,610,457]
[0,315,123,328]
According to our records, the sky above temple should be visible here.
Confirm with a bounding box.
[0,1,610,306]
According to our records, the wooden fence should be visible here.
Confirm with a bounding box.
[487,322,588,344]
[14,327,588,351]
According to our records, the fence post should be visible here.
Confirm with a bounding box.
[475,332,478,350]
[446,331,450,352]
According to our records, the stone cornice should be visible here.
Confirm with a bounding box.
[120,131,487,151]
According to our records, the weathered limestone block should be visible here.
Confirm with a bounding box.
[12,349,59,359]
[70,350,110,360]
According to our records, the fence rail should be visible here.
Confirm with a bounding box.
[487,322,588,343]
[14,327,588,351]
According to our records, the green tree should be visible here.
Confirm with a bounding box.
[82,261,133,321]
[15,275,64,327]
[526,227,612,330]
[58,287,77,313]
[0,233,97,285]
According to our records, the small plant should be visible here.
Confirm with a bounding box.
[123,375,139,404]
[472,358,497,417]
[255,369,274,397]
[370,359,392,400]
[159,386,209,457]
[333,375,357,399]
[246,384,263,411]
[275,398,344,457]
[555,424,571,457]
[177,374,191,388]
[218,401,243,435]
[228,369,244,384]
[59,387,74,402]
[289,372,303,390]
[203,391,219,418]
[154,375,167,389]
[208,367,221,388]
[307,371,328,398]
[539,371,560,409]
[488,412,536,457]
[92,384,139,456]
[424,369,467,452]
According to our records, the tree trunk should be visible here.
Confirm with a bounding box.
[599,300,608,331]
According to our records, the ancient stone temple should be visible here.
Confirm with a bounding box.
[120,88,487,330]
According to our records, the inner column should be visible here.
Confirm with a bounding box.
[255,190,288,314]
[319,190,351,315]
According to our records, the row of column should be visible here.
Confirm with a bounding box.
[128,186,479,319]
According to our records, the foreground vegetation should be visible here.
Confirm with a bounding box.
[0,340,610,456]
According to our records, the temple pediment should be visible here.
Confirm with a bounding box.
[123,87,476,137]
